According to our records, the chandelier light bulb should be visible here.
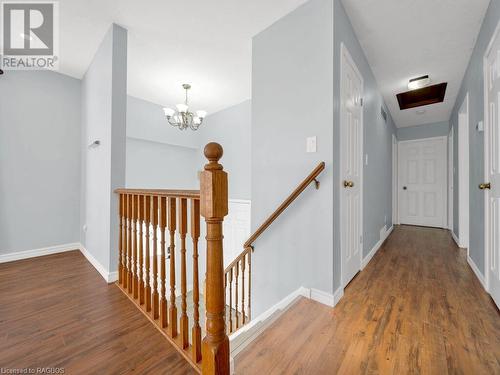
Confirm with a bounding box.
[163,107,175,117]
[164,84,207,131]
[176,103,188,113]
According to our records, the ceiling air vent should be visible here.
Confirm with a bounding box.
[381,107,387,123]
[396,82,447,110]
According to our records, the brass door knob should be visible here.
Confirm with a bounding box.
[479,182,491,190]
[343,180,354,188]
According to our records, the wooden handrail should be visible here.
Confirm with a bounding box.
[225,246,252,274]
[114,188,200,199]
[243,161,325,248]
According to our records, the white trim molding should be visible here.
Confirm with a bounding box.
[0,243,80,263]
[362,225,394,269]
[467,254,486,290]
[451,230,461,247]
[79,244,117,283]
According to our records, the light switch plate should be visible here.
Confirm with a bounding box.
[306,136,317,153]
[477,121,484,132]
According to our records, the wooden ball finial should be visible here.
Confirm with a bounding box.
[204,142,223,163]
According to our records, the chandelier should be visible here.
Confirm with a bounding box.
[163,84,207,131]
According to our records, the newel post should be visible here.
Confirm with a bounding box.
[200,142,230,375]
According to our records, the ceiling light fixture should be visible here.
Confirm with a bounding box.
[408,75,431,90]
[163,84,207,131]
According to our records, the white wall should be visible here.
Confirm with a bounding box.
[0,71,81,254]
[81,24,127,274]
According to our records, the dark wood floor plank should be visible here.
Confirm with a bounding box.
[235,225,500,374]
[0,250,195,375]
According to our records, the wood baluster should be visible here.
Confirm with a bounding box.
[228,268,233,334]
[118,194,123,284]
[122,194,128,288]
[133,195,139,299]
[179,198,189,348]
[168,197,178,337]
[191,199,202,362]
[248,250,251,321]
[200,142,230,375]
[144,195,152,312]
[127,194,133,293]
[235,261,239,329]
[160,196,168,328]
[241,254,246,325]
[138,195,145,305]
[152,195,159,319]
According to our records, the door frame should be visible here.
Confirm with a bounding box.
[458,93,470,249]
[397,135,448,228]
[392,134,399,225]
[339,42,364,288]
[448,127,454,230]
[481,20,500,292]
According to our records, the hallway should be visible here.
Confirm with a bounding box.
[236,225,500,374]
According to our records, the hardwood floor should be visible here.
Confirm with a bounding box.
[235,225,500,374]
[0,250,195,375]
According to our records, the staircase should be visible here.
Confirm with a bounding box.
[114,142,325,374]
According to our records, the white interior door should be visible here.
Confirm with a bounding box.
[485,28,500,308]
[340,44,363,287]
[398,137,447,228]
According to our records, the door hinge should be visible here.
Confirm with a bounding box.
[360,98,363,107]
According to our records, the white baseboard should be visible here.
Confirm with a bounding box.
[451,231,461,247]
[0,243,80,263]
[362,225,393,269]
[467,254,486,290]
[79,245,116,283]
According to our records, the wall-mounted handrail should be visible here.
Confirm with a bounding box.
[243,161,325,248]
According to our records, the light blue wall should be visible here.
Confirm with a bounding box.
[81,24,127,274]
[252,0,334,315]
[126,96,251,200]
[450,0,500,275]
[397,121,450,141]
[196,100,252,200]
[126,138,199,189]
[127,95,200,149]
[0,71,81,254]
[333,0,397,290]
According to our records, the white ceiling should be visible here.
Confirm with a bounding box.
[341,0,490,128]
[57,0,308,114]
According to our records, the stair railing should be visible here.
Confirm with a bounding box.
[223,161,325,333]
[115,143,229,375]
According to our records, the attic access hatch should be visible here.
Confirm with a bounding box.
[396,82,447,110]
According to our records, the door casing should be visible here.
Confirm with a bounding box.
[482,19,500,294]
[458,93,470,249]
[339,43,364,288]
